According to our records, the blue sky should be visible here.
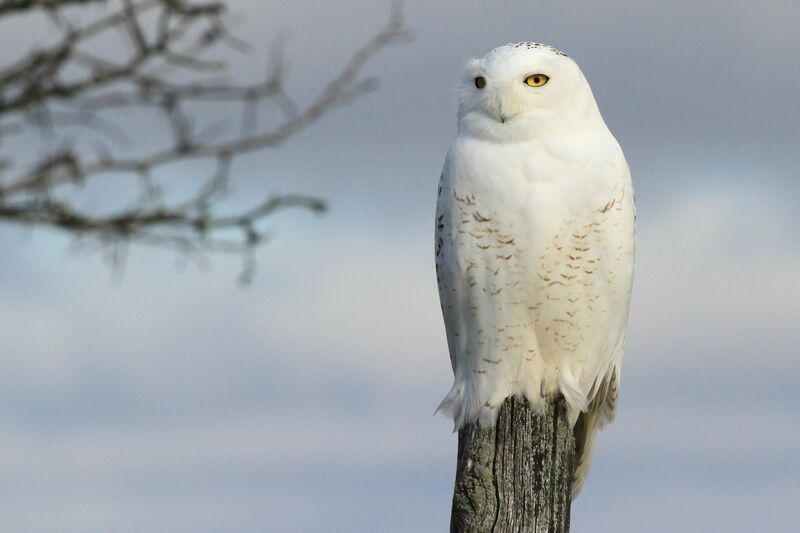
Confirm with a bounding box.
[1,1,799,531]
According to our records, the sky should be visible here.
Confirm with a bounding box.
[1,1,799,531]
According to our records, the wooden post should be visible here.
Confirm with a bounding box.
[450,396,575,533]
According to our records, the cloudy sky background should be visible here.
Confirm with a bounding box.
[1,1,799,531]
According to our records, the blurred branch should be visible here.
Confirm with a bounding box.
[0,0,407,281]
[0,0,103,16]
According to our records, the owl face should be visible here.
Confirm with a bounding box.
[457,43,599,142]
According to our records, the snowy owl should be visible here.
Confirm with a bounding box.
[435,42,635,497]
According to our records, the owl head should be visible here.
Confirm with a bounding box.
[457,43,603,142]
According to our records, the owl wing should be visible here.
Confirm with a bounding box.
[434,153,479,424]
[571,170,635,498]
[434,159,461,374]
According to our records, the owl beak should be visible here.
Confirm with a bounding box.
[487,96,510,123]
[497,103,508,124]
[496,100,512,123]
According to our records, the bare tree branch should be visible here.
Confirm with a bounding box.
[0,0,407,280]
[0,0,103,17]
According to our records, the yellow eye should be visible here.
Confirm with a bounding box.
[524,74,549,87]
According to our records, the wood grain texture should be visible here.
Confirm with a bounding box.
[450,396,574,533]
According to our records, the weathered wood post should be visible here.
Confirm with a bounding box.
[450,396,575,533]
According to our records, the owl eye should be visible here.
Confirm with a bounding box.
[524,74,549,87]
[474,76,486,89]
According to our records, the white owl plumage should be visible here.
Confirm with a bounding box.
[435,43,635,497]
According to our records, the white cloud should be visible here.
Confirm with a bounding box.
[628,181,800,379]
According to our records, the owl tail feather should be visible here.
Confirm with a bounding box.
[571,408,601,499]
[572,367,620,498]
